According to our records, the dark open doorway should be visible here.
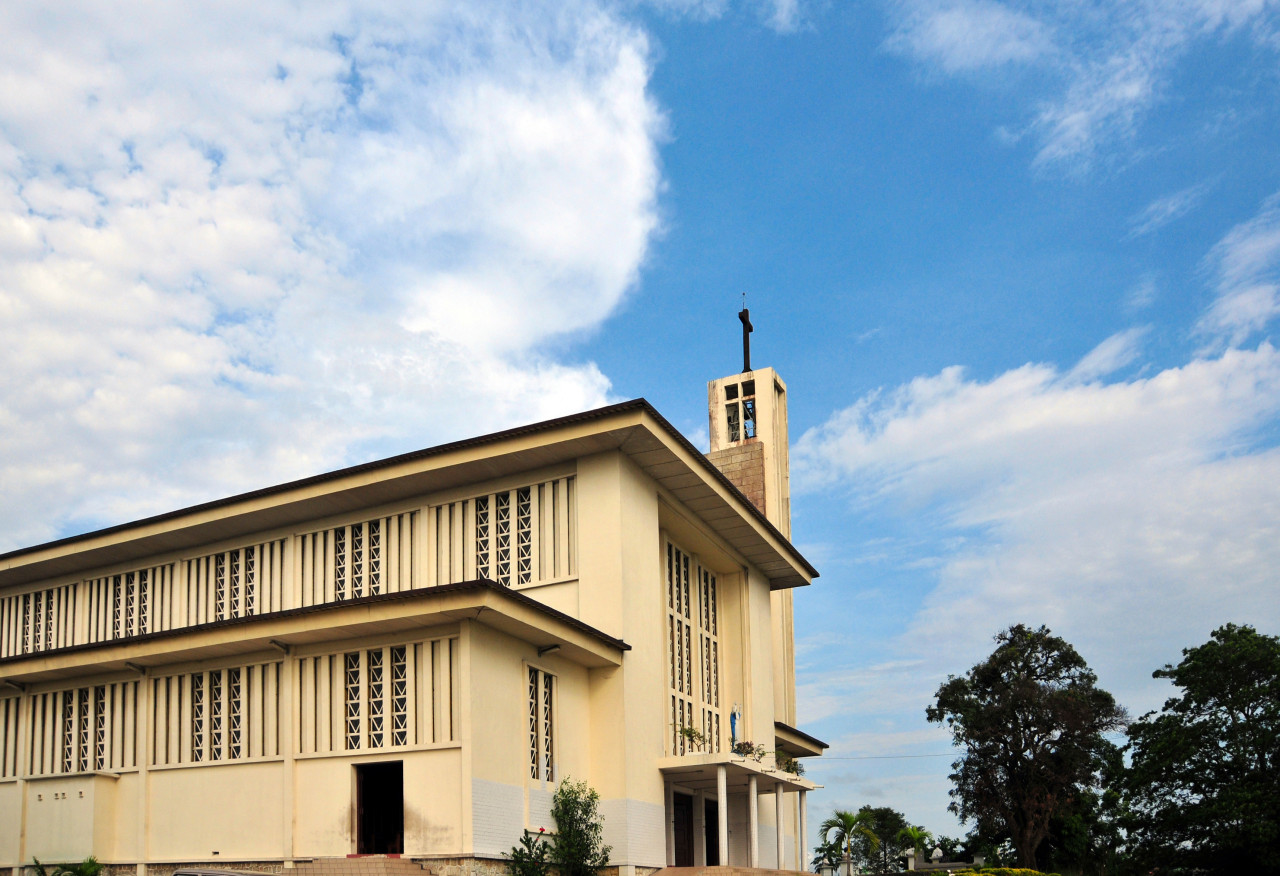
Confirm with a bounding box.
[673,792,694,866]
[704,798,719,866]
[356,761,404,854]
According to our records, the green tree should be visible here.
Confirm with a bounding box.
[811,837,845,872]
[548,777,612,876]
[897,826,933,862]
[818,809,879,867]
[857,806,910,875]
[1124,623,1280,875]
[926,624,1127,869]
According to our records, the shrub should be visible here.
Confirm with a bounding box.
[549,777,612,876]
[508,828,551,876]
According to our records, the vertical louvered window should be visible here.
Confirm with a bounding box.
[368,648,385,748]
[369,520,382,596]
[345,652,361,749]
[495,492,512,584]
[475,497,491,578]
[93,685,107,770]
[666,540,721,754]
[209,671,224,761]
[191,673,205,762]
[227,668,243,759]
[528,667,554,782]
[391,646,408,746]
[215,555,228,621]
[61,692,74,773]
[244,548,256,616]
[77,688,90,769]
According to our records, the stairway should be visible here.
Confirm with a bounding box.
[291,858,431,876]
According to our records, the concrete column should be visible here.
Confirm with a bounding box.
[716,764,729,865]
[748,774,760,868]
[799,789,808,871]
[665,781,676,866]
[775,783,786,870]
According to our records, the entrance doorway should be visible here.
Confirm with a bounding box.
[355,761,404,854]
[704,798,719,866]
[672,793,694,866]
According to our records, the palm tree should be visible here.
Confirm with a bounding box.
[818,809,879,867]
[896,827,933,863]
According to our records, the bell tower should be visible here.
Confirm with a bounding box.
[705,306,797,724]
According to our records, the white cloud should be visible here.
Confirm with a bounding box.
[795,341,1280,717]
[887,0,1055,73]
[1065,326,1148,382]
[1128,180,1215,237]
[885,0,1280,167]
[1197,191,1280,348]
[0,0,664,550]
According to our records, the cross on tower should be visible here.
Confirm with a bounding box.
[739,306,753,373]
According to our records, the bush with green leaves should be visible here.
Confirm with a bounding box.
[30,859,103,876]
[548,777,612,876]
[507,827,552,876]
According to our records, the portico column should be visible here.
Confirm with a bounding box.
[798,789,808,871]
[775,782,786,870]
[748,774,760,868]
[717,764,729,865]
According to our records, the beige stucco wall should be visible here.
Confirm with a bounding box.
[1,424,811,872]
[150,762,284,861]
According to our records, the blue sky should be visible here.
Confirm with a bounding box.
[3,0,1280,843]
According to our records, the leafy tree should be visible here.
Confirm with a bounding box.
[1036,741,1125,876]
[1124,623,1280,875]
[897,826,933,861]
[926,624,1127,869]
[818,809,879,866]
[548,778,612,876]
[857,806,910,875]
[811,837,845,872]
[935,836,969,861]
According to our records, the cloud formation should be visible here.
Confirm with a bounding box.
[795,335,1280,716]
[885,0,1280,166]
[1198,191,1280,348]
[0,1,664,550]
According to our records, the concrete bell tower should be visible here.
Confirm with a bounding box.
[705,307,797,724]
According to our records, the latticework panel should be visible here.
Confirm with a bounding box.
[187,540,286,625]
[299,512,416,607]
[429,476,576,589]
[666,539,722,755]
[297,637,457,756]
[85,564,175,643]
[0,583,76,657]
[527,667,555,783]
[154,661,280,766]
[24,681,138,776]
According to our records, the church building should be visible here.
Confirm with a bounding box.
[0,340,825,876]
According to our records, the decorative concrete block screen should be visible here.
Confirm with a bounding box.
[298,512,418,607]
[25,680,139,775]
[426,476,576,589]
[666,540,722,755]
[297,636,456,755]
[186,540,288,624]
[149,660,283,766]
[0,583,76,656]
[85,564,176,643]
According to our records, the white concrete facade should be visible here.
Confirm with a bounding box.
[0,378,823,875]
